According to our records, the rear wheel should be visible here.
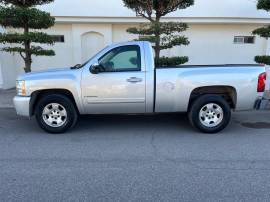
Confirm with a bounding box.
[188,95,231,133]
[35,94,78,134]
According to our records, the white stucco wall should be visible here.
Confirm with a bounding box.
[168,24,266,65]
[265,40,270,91]
[12,23,268,68]
[71,24,112,64]
[4,24,114,74]
[0,51,18,89]
[32,24,74,70]
[112,24,266,65]
[3,23,268,72]
[10,24,75,74]
[0,27,18,89]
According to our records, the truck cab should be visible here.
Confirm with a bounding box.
[81,41,155,114]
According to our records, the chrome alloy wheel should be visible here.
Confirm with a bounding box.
[42,103,67,128]
[199,103,224,128]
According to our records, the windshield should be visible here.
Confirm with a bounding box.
[80,46,108,68]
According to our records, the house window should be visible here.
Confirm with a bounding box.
[234,36,255,44]
[51,35,65,43]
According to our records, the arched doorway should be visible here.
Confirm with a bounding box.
[81,32,105,63]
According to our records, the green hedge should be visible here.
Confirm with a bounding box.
[155,56,189,67]
[255,55,270,65]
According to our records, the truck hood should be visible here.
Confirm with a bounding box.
[17,67,79,81]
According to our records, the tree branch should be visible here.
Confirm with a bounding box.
[134,0,154,22]
[19,51,26,60]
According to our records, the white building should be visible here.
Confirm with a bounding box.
[0,0,270,89]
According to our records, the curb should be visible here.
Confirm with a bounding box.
[0,89,16,109]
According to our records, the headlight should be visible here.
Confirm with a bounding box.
[16,80,26,96]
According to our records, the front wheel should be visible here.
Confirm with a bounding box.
[35,94,78,134]
[188,95,231,133]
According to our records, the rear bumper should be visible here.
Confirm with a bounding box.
[13,96,31,117]
[254,96,270,110]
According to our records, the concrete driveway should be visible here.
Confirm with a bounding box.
[0,108,270,202]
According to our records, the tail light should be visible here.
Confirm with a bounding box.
[257,72,267,92]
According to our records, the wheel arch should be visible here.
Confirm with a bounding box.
[30,89,80,116]
[188,86,237,110]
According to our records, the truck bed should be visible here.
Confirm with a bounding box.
[154,64,266,113]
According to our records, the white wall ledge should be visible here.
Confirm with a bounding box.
[54,16,270,25]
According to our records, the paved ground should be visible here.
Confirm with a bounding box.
[1,108,270,202]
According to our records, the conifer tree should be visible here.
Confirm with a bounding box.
[0,0,55,72]
[123,0,194,66]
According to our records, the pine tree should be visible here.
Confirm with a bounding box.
[253,0,270,65]
[123,0,194,66]
[0,0,55,73]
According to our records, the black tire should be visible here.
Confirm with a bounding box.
[188,95,231,133]
[35,94,78,134]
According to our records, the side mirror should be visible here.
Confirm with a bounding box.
[90,64,101,74]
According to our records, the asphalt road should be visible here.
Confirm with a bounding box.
[1,108,270,202]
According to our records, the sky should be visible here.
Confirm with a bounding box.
[40,0,269,18]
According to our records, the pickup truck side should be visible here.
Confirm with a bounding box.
[13,41,267,134]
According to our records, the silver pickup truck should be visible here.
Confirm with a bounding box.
[14,41,267,134]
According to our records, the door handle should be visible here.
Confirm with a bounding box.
[127,77,143,83]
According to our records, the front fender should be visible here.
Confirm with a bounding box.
[18,68,84,114]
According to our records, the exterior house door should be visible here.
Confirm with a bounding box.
[81,32,105,63]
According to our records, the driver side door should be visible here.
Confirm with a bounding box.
[81,45,146,114]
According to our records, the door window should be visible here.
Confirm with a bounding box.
[98,45,141,72]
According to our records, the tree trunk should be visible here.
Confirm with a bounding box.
[154,36,161,59]
[23,26,32,73]
[24,56,31,73]
[154,17,161,59]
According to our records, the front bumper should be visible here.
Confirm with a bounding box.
[13,96,31,117]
